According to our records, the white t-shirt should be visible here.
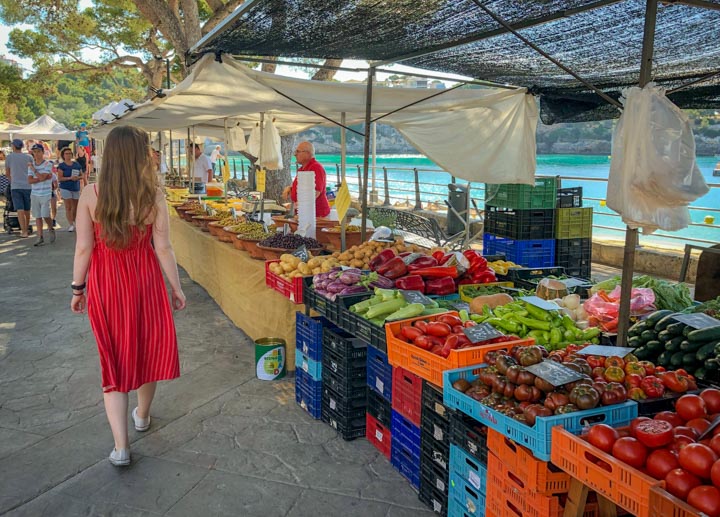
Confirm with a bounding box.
[193,154,212,182]
[210,148,222,163]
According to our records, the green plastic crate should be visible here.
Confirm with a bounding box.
[484,177,557,210]
[555,207,593,239]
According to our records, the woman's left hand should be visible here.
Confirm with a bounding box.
[71,293,86,313]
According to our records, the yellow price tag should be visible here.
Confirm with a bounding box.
[222,160,230,183]
[256,168,266,193]
[334,181,351,221]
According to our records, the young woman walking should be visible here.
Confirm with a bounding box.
[70,126,186,466]
[57,147,83,231]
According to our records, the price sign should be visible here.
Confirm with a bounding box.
[525,360,583,387]
[231,207,237,218]
[201,201,207,212]
[451,301,471,313]
[561,277,591,288]
[577,345,637,357]
[400,290,434,306]
[519,296,561,311]
[672,313,720,330]
[463,323,504,344]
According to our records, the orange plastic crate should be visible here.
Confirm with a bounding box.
[385,312,534,387]
[264,260,305,304]
[487,428,570,495]
[486,482,600,517]
[649,485,705,517]
[550,426,661,517]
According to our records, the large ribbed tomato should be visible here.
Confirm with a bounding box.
[634,419,674,448]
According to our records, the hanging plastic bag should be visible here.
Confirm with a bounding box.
[259,118,283,170]
[246,123,261,158]
[226,124,246,152]
[583,287,655,332]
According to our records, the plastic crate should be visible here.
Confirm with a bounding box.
[322,405,366,441]
[421,413,450,472]
[264,260,306,303]
[562,265,592,282]
[555,207,593,239]
[322,344,367,381]
[386,312,535,386]
[555,237,591,263]
[392,409,422,459]
[422,380,451,423]
[449,471,486,517]
[483,234,556,268]
[338,294,388,353]
[295,349,322,381]
[485,177,558,210]
[392,367,423,426]
[391,439,421,490]
[302,277,341,324]
[366,412,392,459]
[419,474,448,515]
[322,385,367,420]
[367,346,393,401]
[449,445,486,495]
[322,326,368,360]
[486,429,570,495]
[485,206,556,240]
[649,484,705,517]
[447,500,474,517]
[295,368,323,419]
[366,387,393,428]
[443,365,638,462]
[505,266,565,287]
[448,412,488,465]
[295,312,328,362]
[422,451,450,495]
[458,282,515,303]
[557,187,583,208]
[322,368,367,399]
[550,426,660,517]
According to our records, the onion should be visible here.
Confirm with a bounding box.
[560,307,576,321]
[563,294,581,311]
[576,303,588,321]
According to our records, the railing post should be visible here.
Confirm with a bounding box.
[357,164,363,198]
[233,160,237,179]
[451,176,456,184]
[383,166,391,206]
[241,162,246,181]
[335,164,341,186]
[413,168,422,211]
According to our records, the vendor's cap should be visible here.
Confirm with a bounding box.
[31,143,44,151]
[80,122,87,127]
[11,139,23,148]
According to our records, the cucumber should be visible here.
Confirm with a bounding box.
[640,330,656,343]
[628,336,643,348]
[705,358,720,372]
[694,367,708,381]
[628,321,648,337]
[683,325,693,337]
[633,346,649,360]
[696,341,719,362]
[655,313,681,332]
[688,326,720,344]
[666,322,687,336]
[645,309,675,327]
[645,340,663,355]
[657,330,673,343]
[682,353,700,367]
[665,338,683,353]
[670,351,685,367]
[657,351,673,367]
[680,340,704,353]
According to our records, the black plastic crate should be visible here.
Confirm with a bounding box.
[485,206,555,240]
[421,451,450,495]
[338,295,387,353]
[302,277,335,323]
[421,410,450,473]
[322,405,366,441]
[322,345,367,381]
[422,381,451,423]
[367,387,392,428]
[557,186,583,208]
[323,326,368,360]
[448,412,488,465]
[419,457,449,515]
[561,264,592,281]
[367,346,393,401]
[322,385,367,419]
[322,367,368,399]
[555,237,591,262]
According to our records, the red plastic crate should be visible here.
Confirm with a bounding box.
[391,367,423,426]
[264,260,306,304]
[487,429,570,495]
[366,413,391,459]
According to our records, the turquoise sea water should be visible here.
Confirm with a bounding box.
[225,153,719,249]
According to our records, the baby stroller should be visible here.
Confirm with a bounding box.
[1,179,32,235]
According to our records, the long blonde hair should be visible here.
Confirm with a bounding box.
[96,126,158,249]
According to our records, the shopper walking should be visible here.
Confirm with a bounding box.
[75,145,90,188]
[57,147,83,231]
[27,144,56,246]
[5,139,33,237]
[70,125,185,467]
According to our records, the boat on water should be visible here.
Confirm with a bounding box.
[714,161,720,176]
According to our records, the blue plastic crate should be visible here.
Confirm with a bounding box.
[295,349,322,381]
[295,312,328,362]
[482,234,556,268]
[448,473,486,517]
[295,369,322,419]
[449,445,486,496]
[391,440,421,489]
[367,346,392,401]
[391,409,421,459]
[442,365,638,461]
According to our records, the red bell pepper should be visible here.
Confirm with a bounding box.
[410,266,459,279]
[376,256,408,279]
[463,250,488,271]
[432,250,446,263]
[407,255,438,272]
[425,276,456,295]
[394,275,426,292]
[469,269,497,284]
[369,248,397,271]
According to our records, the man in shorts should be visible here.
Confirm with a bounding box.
[4,139,32,237]
[27,144,55,246]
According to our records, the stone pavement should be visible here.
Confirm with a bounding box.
[0,207,434,517]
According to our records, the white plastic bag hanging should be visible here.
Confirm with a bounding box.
[607,83,709,233]
[226,125,247,152]
[246,123,261,158]
[259,118,283,170]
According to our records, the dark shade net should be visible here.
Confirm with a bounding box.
[190,0,720,123]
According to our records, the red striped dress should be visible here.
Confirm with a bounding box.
[87,222,180,393]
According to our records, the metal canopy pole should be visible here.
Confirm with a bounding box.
[360,67,375,242]
[340,112,347,251]
[617,0,658,345]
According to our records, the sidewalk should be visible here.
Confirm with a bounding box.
[0,208,433,517]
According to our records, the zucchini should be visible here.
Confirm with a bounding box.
[665,338,683,353]
[680,340,704,353]
[696,341,719,362]
[633,346,649,360]
[657,351,673,367]
[645,309,675,327]
[688,325,720,344]
[670,351,685,367]
[667,322,687,336]
[705,358,720,372]
[640,330,656,343]
[694,367,708,381]
[683,325,693,337]
[645,340,664,355]
[628,336,643,348]
[657,330,673,343]
[682,353,700,367]
[655,313,681,332]
[628,321,648,337]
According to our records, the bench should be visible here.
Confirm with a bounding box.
[367,207,470,250]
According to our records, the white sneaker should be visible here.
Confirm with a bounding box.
[67,224,75,232]
[132,407,151,432]
[109,448,130,466]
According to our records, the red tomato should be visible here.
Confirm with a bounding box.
[604,356,625,368]
[591,366,606,379]
[670,435,697,455]
[401,326,423,341]
[630,416,652,438]
[679,443,719,479]
[702,389,720,415]
[586,424,620,454]
[687,485,720,517]
[638,360,656,376]
[413,320,428,333]
[655,411,685,428]
[665,468,702,500]
[687,418,712,437]
[634,419,674,448]
[612,437,648,469]
[413,335,432,350]
[710,435,720,456]
[712,460,720,488]
[676,394,708,422]
[646,449,680,480]
[437,314,463,327]
[675,426,700,440]
[425,322,452,337]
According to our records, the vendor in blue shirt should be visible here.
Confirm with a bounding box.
[75,122,90,156]
[57,146,84,232]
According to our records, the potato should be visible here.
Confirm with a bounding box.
[298,262,312,275]
[321,261,334,273]
[281,261,295,273]
[280,253,295,264]
[307,257,321,269]
[354,250,365,260]
[338,251,353,262]
[312,267,322,275]
[350,259,364,268]
[332,251,340,258]
[269,263,283,275]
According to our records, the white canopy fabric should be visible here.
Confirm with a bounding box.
[0,121,24,140]
[7,115,75,140]
[91,55,538,184]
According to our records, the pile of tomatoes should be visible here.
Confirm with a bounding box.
[584,389,720,516]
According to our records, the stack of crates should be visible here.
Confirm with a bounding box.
[390,367,424,490]
[555,187,592,279]
[483,177,557,268]
[366,346,393,458]
[321,326,368,440]
[447,412,489,517]
[295,312,326,419]
[419,381,452,516]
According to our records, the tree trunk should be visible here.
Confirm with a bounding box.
[264,134,296,202]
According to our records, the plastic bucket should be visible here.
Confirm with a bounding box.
[255,337,286,381]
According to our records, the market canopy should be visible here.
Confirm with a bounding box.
[6,115,75,141]
[91,54,538,184]
[188,0,720,123]
[0,121,24,140]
